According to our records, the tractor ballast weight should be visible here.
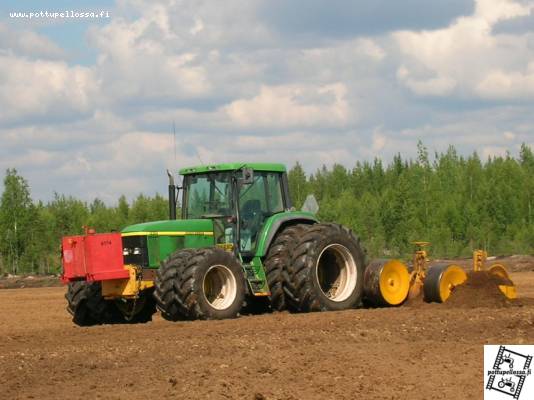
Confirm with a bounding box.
[61,163,368,325]
[61,230,128,282]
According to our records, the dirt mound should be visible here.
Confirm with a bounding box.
[444,271,512,308]
[0,275,62,289]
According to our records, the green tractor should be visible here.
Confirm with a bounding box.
[61,163,366,325]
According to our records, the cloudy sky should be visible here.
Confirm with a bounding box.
[1,0,533,203]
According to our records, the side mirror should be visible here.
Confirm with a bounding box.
[241,168,254,184]
[301,194,319,215]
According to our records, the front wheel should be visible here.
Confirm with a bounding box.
[65,281,115,326]
[155,248,245,320]
[114,290,156,323]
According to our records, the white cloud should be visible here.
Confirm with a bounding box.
[0,0,533,203]
[0,55,97,123]
[503,131,516,140]
[397,66,457,96]
[90,17,210,103]
[190,18,204,35]
[394,0,534,99]
[224,83,350,128]
[475,0,531,23]
[372,130,387,152]
[476,63,534,99]
[482,145,509,158]
[354,39,386,62]
[0,22,65,60]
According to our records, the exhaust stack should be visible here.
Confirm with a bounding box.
[167,170,177,220]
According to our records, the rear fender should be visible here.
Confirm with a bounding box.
[255,211,317,258]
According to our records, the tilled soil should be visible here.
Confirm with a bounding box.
[444,271,513,309]
[0,272,533,400]
[0,275,62,289]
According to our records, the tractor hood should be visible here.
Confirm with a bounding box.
[121,219,214,235]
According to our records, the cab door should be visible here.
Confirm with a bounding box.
[238,172,285,253]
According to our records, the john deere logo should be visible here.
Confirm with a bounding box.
[485,345,533,399]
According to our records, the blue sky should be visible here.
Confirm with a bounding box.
[0,0,533,203]
[2,0,113,64]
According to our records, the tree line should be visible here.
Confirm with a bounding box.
[290,142,534,259]
[0,175,168,275]
[1,142,533,275]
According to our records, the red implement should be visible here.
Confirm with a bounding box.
[61,231,128,283]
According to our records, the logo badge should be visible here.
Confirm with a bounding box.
[485,345,533,399]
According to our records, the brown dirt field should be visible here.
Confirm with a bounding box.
[0,272,532,400]
[0,275,62,289]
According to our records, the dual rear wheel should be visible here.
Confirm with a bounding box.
[286,223,366,312]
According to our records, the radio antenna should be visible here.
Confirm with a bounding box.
[172,120,177,166]
[196,147,204,165]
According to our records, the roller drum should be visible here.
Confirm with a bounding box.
[364,259,410,306]
[424,263,467,303]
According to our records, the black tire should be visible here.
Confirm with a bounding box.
[65,281,115,326]
[154,249,195,321]
[114,289,157,323]
[263,224,312,311]
[286,223,366,312]
[423,263,447,303]
[130,291,157,323]
[155,248,245,320]
[240,296,271,315]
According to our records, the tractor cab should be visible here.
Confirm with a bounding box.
[179,164,292,257]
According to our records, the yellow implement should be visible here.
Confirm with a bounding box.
[364,242,438,306]
[364,259,411,306]
[365,243,516,305]
[472,250,517,299]
[408,241,430,300]
[405,241,468,303]
[423,263,467,302]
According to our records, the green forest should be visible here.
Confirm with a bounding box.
[2,142,534,275]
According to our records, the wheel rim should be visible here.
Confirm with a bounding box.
[379,260,410,305]
[438,265,467,302]
[115,296,146,317]
[203,265,237,310]
[315,244,358,302]
[487,264,517,299]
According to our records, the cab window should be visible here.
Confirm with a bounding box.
[184,173,232,219]
[239,172,284,252]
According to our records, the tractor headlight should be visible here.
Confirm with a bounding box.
[123,247,142,255]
